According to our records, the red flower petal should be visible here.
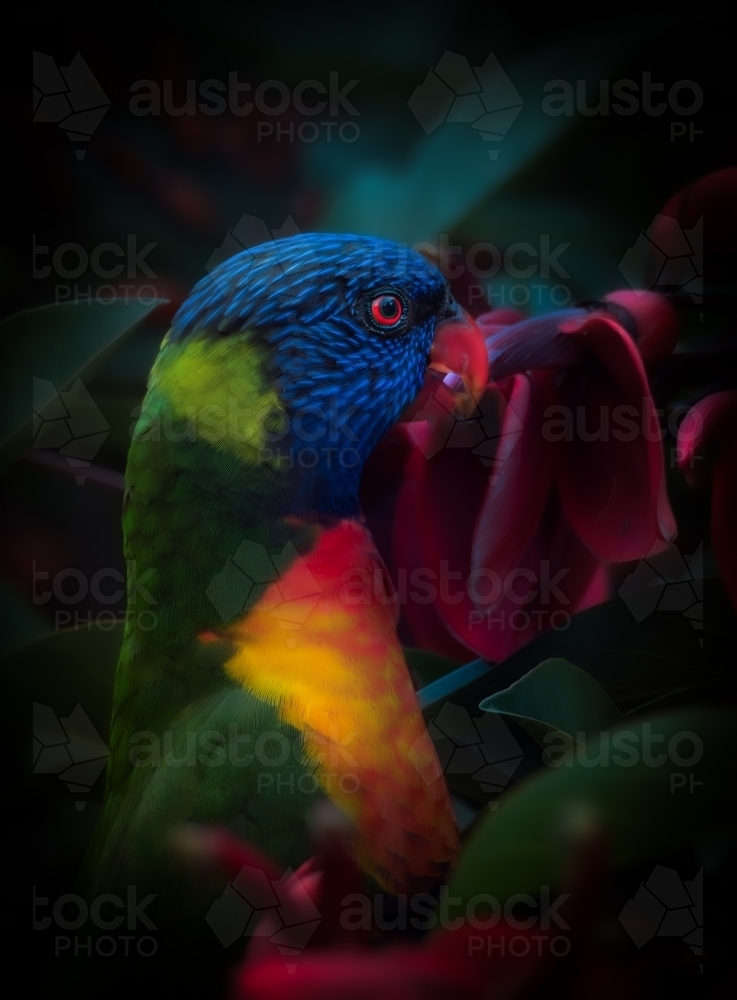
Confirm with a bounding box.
[471,374,554,602]
[554,314,675,561]
[236,922,548,1000]
[677,391,737,609]
[676,390,737,471]
[393,391,495,658]
[603,290,679,363]
[464,493,605,660]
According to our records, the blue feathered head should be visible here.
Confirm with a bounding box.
[167,233,487,515]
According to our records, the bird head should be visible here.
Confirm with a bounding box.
[156,233,487,516]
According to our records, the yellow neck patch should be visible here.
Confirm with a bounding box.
[145,333,286,466]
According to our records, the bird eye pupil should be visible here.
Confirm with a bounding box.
[369,293,404,329]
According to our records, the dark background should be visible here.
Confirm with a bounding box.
[6,2,733,651]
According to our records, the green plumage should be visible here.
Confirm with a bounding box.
[84,333,321,913]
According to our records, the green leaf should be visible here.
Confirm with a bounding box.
[1,299,166,472]
[480,657,623,746]
[5,623,124,890]
[449,707,735,907]
[5,622,124,728]
[423,580,735,726]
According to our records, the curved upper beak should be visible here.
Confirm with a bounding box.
[428,310,489,417]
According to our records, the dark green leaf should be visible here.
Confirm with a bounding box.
[422,580,735,727]
[450,707,735,906]
[5,621,124,729]
[1,300,166,472]
[480,657,623,745]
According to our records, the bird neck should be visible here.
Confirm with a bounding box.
[121,350,379,652]
[142,332,377,519]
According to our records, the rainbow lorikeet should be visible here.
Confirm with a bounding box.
[87,234,488,916]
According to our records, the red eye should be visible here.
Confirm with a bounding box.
[370,294,404,327]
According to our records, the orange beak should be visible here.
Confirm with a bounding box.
[428,311,489,417]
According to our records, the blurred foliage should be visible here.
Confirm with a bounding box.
[450,706,734,902]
